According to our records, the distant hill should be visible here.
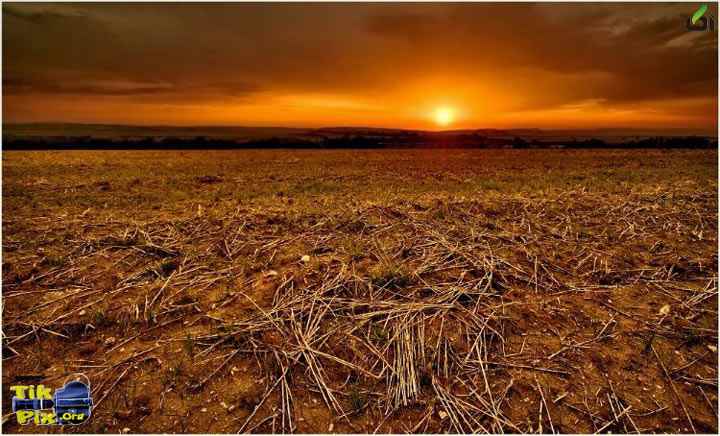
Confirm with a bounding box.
[2,123,717,149]
[3,123,308,140]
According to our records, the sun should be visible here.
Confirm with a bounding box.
[434,107,454,127]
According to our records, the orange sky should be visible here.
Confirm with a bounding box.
[3,3,718,133]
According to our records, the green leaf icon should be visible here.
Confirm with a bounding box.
[691,4,708,24]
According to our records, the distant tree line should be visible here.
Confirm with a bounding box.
[3,134,717,150]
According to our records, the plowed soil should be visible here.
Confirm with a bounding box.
[2,149,717,433]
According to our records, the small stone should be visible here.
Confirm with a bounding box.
[659,304,671,315]
[114,410,132,419]
[79,310,86,316]
[438,410,448,420]
[328,423,334,432]
[300,255,311,263]
[708,344,717,353]
[122,428,131,434]
[201,408,207,413]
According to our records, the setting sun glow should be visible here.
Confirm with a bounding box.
[2,3,717,133]
[434,107,455,127]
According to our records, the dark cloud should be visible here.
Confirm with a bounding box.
[3,76,174,96]
[364,4,717,103]
[3,4,86,23]
[3,74,260,101]
[2,2,717,129]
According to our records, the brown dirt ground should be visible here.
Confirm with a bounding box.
[2,149,718,433]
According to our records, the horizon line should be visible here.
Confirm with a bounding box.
[4,121,718,134]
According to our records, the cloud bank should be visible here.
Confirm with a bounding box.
[3,2,717,131]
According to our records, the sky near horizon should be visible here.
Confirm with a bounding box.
[2,2,718,132]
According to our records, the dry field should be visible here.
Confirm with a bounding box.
[2,149,718,433]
